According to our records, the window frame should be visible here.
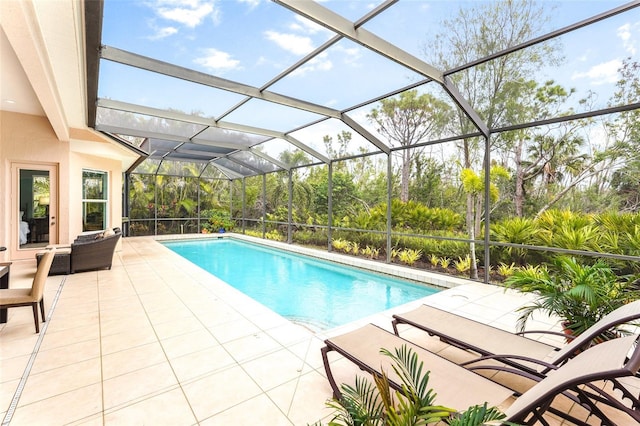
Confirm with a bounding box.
[82,169,109,231]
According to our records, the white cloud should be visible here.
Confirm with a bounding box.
[264,30,315,55]
[571,59,621,86]
[341,46,363,66]
[194,48,242,72]
[237,0,261,10]
[617,22,639,55]
[289,15,326,35]
[290,53,333,77]
[147,25,179,40]
[149,0,218,28]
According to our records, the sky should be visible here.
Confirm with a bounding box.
[98,0,640,159]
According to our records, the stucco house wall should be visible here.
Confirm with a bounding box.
[1,110,124,261]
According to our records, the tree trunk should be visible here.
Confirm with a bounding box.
[467,192,478,280]
[401,149,411,202]
[514,138,525,217]
[462,138,478,280]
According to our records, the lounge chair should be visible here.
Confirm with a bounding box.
[391,300,640,376]
[322,323,640,424]
[321,324,514,409]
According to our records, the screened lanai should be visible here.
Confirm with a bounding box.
[86,0,640,283]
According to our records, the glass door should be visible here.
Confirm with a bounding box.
[11,163,58,259]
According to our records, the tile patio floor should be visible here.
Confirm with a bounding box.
[1,235,567,425]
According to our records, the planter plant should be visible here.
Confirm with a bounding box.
[313,345,506,426]
[504,256,640,338]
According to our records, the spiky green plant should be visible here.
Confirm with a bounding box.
[454,256,472,273]
[446,403,507,426]
[390,247,402,261]
[439,257,451,269]
[398,249,422,266]
[265,230,284,241]
[332,238,351,253]
[497,262,517,278]
[349,242,360,256]
[316,345,506,426]
[362,246,380,259]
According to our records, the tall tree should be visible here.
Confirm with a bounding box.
[425,0,561,278]
[368,90,452,202]
[607,59,640,212]
[498,80,578,216]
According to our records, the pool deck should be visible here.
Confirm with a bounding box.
[1,235,567,425]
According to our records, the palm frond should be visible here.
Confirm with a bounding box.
[328,376,385,426]
[380,346,437,406]
[446,403,508,426]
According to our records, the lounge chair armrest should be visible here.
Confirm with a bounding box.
[460,353,559,374]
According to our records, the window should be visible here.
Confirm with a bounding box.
[82,170,108,231]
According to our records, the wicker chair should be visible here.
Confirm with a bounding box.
[69,228,121,273]
[37,228,121,274]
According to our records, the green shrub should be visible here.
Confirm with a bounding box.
[201,209,235,232]
[265,230,284,241]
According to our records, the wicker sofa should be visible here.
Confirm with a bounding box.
[36,228,121,275]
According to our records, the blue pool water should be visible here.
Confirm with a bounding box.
[163,239,439,330]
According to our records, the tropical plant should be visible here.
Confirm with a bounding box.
[497,262,517,278]
[439,257,451,269]
[362,246,380,260]
[390,247,402,261]
[202,209,235,232]
[315,345,506,426]
[265,230,284,241]
[398,249,422,266]
[504,256,640,337]
[332,238,351,253]
[490,217,538,264]
[454,255,472,273]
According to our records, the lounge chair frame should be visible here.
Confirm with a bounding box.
[504,334,640,425]
[391,301,640,376]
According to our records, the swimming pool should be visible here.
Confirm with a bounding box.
[163,238,439,330]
